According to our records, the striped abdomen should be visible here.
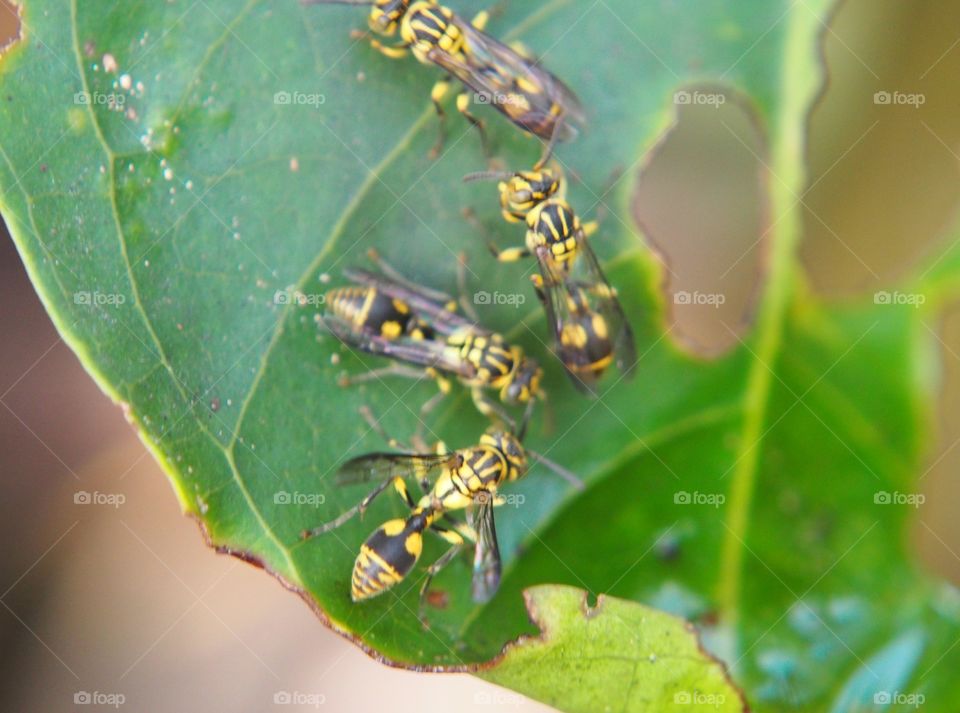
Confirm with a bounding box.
[560,306,614,378]
[326,286,432,340]
[351,509,434,601]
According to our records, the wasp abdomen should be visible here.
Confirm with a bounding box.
[351,512,429,601]
[327,286,421,340]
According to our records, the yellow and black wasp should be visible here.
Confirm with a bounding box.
[465,164,637,393]
[322,251,543,429]
[304,0,585,163]
[300,411,580,617]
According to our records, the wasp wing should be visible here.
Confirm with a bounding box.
[322,314,478,379]
[336,452,457,486]
[341,267,486,337]
[571,237,638,379]
[533,235,636,393]
[428,15,585,140]
[469,493,502,603]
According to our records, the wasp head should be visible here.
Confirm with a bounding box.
[368,0,415,35]
[498,168,563,222]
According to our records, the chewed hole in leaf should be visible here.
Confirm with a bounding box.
[0,1,20,54]
[801,0,960,296]
[632,87,768,356]
[918,307,960,585]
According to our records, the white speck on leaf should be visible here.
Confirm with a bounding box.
[103,53,118,73]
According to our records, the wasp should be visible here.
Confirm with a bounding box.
[324,282,437,342]
[465,164,637,393]
[322,251,543,429]
[304,0,585,164]
[300,410,580,618]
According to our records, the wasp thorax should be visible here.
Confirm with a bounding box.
[502,356,542,405]
[482,430,528,480]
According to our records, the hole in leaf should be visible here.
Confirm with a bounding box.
[802,0,960,294]
[918,306,960,587]
[632,87,768,355]
[0,1,21,54]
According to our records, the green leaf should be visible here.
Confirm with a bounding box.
[478,586,746,713]
[3,0,960,710]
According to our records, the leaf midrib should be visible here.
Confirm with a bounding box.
[64,0,583,589]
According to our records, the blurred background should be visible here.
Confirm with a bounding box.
[2,0,959,711]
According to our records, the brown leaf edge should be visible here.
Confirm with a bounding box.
[193,512,747,713]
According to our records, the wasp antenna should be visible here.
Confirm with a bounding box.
[463,170,513,183]
[528,449,584,491]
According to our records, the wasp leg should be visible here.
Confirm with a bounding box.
[582,220,599,238]
[360,406,448,489]
[530,273,548,303]
[456,252,482,322]
[508,40,533,59]
[470,10,490,31]
[358,404,415,452]
[489,243,531,263]
[411,386,450,451]
[301,475,411,540]
[462,208,526,263]
[471,386,515,430]
[340,363,431,389]
[456,91,492,163]
[429,78,453,159]
[369,38,410,60]
[365,248,457,307]
[418,526,468,625]
[534,114,566,170]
